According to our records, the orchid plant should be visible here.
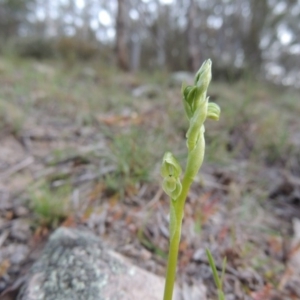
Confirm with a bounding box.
[161,59,224,300]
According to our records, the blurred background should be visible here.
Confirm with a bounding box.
[0,0,300,86]
[1,1,300,299]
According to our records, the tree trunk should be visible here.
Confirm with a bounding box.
[242,0,268,71]
[130,32,141,72]
[116,0,129,71]
[186,0,201,72]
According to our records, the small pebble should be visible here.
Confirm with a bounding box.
[10,219,31,242]
[0,280,7,293]
[2,244,30,265]
[14,206,29,217]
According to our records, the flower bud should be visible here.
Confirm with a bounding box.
[194,59,212,95]
[160,152,182,178]
[207,102,221,121]
[182,83,194,119]
[161,152,182,199]
[182,60,212,121]
[162,177,182,199]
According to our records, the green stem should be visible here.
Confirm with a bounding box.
[163,132,205,300]
[163,175,192,300]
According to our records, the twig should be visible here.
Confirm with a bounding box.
[0,156,34,180]
[52,165,116,187]
[0,230,9,247]
[143,187,164,210]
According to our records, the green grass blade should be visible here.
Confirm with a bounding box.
[206,248,221,289]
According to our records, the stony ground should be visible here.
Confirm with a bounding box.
[0,57,300,299]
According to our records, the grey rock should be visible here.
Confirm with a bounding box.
[18,227,170,300]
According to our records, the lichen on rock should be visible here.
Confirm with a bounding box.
[18,227,123,300]
[18,227,167,300]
